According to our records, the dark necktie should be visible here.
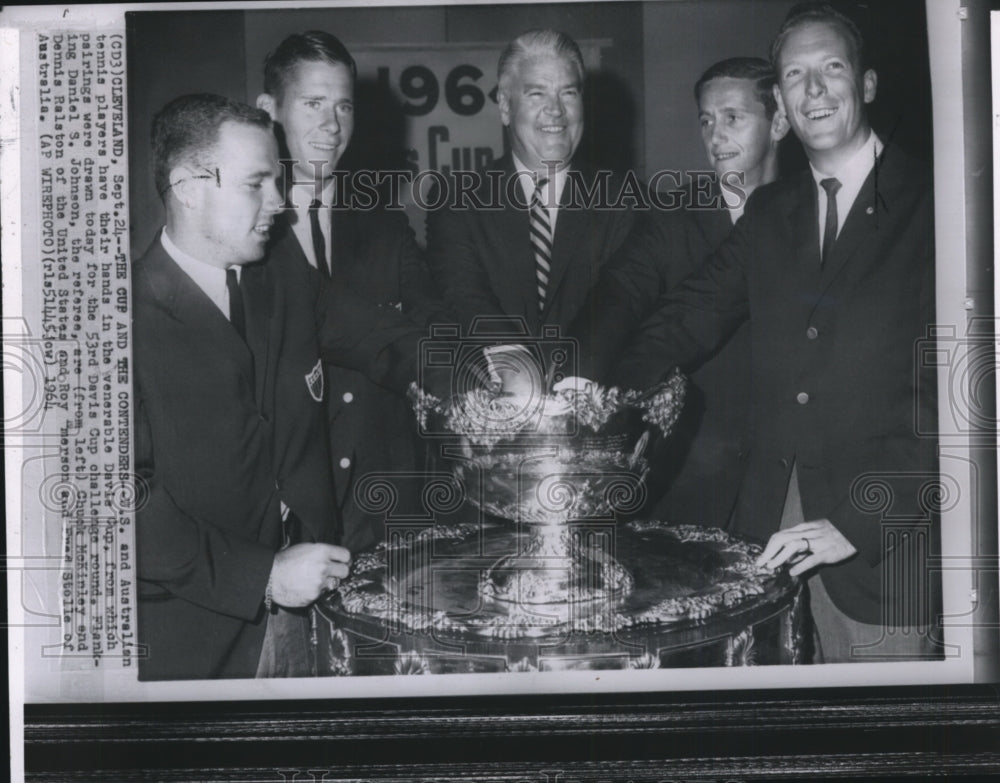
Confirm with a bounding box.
[529,178,552,313]
[820,177,842,265]
[308,199,330,277]
[226,267,246,342]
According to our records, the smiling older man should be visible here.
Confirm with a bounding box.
[426,29,636,337]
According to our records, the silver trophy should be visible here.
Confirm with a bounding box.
[415,354,686,625]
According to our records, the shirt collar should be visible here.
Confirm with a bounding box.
[289,177,336,211]
[161,228,234,314]
[513,154,570,207]
[809,131,882,198]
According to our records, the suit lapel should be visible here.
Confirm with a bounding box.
[488,156,536,330]
[543,167,589,319]
[819,153,883,285]
[144,239,257,388]
[814,147,895,306]
[690,201,735,251]
[784,174,823,320]
[241,259,272,405]
[329,203,355,280]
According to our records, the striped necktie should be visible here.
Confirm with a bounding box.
[529,178,552,314]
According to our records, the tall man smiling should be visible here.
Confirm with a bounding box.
[256,32,444,553]
[573,3,940,662]
[426,29,635,337]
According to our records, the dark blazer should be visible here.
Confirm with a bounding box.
[573,188,750,527]
[425,156,636,336]
[602,145,938,625]
[133,236,422,680]
[269,205,445,552]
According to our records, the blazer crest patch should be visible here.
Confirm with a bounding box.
[305,359,324,402]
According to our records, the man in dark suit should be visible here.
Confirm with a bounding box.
[425,29,635,337]
[134,94,424,680]
[570,3,939,662]
[570,57,788,528]
[256,32,445,552]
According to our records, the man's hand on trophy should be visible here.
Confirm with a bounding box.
[754,519,858,578]
[551,376,597,394]
[483,344,545,399]
[269,543,352,607]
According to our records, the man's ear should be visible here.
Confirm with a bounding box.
[497,90,511,127]
[862,69,877,105]
[256,93,277,120]
[772,83,787,119]
[167,165,199,209]
[770,109,790,143]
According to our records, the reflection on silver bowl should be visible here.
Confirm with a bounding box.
[410,369,687,618]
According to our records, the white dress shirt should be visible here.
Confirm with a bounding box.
[810,132,883,251]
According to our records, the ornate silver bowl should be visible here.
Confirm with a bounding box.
[411,370,687,621]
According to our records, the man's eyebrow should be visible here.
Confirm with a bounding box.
[298,92,353,102]
[700,105,747,115]
[242,168,275,180]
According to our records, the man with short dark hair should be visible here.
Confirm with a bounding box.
[572,3,940,662]
[256,31,444,553]
[693,56,786,218]
[569,56,788,528]
[134,93,424,679]
[426,29,636,337]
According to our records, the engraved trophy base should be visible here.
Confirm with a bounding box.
[314,521,806,673]
[313,374,804,673]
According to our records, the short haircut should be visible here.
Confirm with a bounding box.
[263,30,357,102]
[770,2,866,72]
[694,57,778,119]
[151,93,271,200]
[497,29,585,97]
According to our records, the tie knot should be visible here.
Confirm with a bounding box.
[309,198,323,210]
[226,267,238,284]
[820,177,841,197]
[530,178,549,209]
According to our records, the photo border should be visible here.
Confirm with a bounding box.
[23,685,1000,780]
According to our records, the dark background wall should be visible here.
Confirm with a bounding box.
[127,11,246,256]
[127,0,932,257]
[643,0,794,179]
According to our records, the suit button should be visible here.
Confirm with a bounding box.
[342,392,354,403]
[779,458,789,469]
[339,457,351,469]
[806,326,819,340]
[796,392,810,405]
